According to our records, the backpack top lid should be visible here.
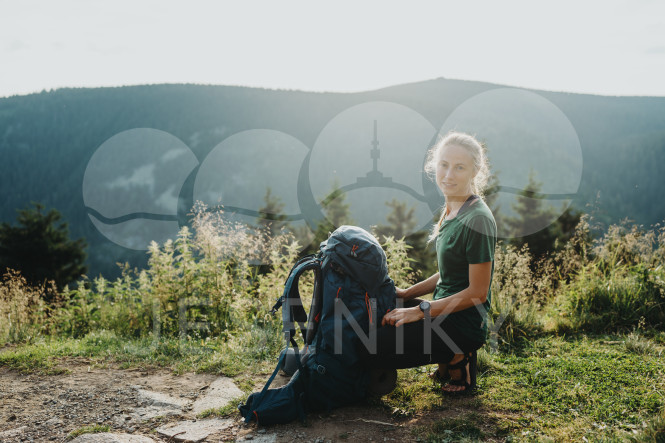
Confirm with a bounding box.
[319,225,389,294]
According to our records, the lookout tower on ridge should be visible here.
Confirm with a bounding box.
[356,120,393,186]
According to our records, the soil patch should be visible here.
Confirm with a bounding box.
[0,360,478,442]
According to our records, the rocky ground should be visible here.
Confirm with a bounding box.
[0,361,418,442]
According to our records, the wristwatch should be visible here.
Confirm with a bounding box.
[419,301,431,320]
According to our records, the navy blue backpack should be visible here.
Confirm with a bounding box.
[239,226,396,425]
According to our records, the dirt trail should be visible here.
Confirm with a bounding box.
[0,362,424,442]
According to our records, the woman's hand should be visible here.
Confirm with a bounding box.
[382,307,423,327]
[392,273,439,301]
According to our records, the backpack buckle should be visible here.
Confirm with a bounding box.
[270,296,284,316]
[316,365,326,375]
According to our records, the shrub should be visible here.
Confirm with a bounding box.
[550,214,593,285]
[548,218,665,334]
[562,264,665,332]
[488,243,543,351]
[593,219,664,270]
[53,202,301,340]
[0,269,57,344]
[381,235,418,290]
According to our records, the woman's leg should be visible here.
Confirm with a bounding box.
[359,318,481,370]
[440,349,480,394]
[441,353,466,391]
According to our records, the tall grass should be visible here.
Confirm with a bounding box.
[51,203,301,341]
[0,269,56,343]
[1,203,416,350]
[488,243,542,351]
[553,219,665,334]
[486,215,665,350]
[2,208,664,352]
[380,234,418,289]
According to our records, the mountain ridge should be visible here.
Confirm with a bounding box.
[1,79,663,279]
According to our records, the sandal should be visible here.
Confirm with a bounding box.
[441,351,477,396]
[428,364,449,383]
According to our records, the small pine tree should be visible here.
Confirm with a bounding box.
[506,172,581,260]
[374,199,437,279]
[0,202,87,298]
[257,187,288,239]
[303,182,355,255]
[374,199,417,241]
[320,182,353,229]
[483,173,507,235]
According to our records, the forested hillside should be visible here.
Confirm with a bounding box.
[1,79,664,279]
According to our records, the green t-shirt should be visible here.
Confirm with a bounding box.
[434,198,497,344]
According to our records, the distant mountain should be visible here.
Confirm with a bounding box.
[1,79,664,280]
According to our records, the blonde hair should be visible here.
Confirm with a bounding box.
[425,131,491,241]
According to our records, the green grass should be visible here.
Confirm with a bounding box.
[373,335,665,442]
[0,328,281,376]
[2,332,665,440]
[66,424,110,441]
[410,413,487,442]
[197,395,247,419]
[497,337,664,440]
[634,407,665,442]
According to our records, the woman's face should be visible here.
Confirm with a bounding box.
[435,144,477,199]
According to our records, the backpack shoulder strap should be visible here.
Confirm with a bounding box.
[269,254,317,315]
[280,256,322,344]
[241,256,322,424]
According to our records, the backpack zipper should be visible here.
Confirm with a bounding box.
[365,293,373,325]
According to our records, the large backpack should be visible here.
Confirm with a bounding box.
[238,225,396,425]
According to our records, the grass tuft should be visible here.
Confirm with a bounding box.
[197,395,246,419]
[414,414,484,442]
[65,424,110,441]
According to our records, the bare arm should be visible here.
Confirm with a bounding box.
[396,272,439,301]
[429,262,492,317]
[384,262,492,327]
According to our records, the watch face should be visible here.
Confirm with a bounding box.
[419,301,431,311]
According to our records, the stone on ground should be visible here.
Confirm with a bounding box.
[191,377,243,415]
[156,418,233,442]
[238,433,278,442]
[0,426,27,439]
[132,387,189,420]
[135,388,189,408]
[69,433,156,442]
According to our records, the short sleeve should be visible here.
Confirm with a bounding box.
[465,215,496,264]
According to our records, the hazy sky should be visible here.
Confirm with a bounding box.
[2,0,665,98]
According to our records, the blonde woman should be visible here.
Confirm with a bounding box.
[364,131,496,395]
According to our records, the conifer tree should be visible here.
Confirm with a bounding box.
[506,172,581,260]
[257,187,288,238]
[303,182,354,254]
[374,199,417,241]
[483,173,506,234]
[375,199,437,279]
[0,202,87,298]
